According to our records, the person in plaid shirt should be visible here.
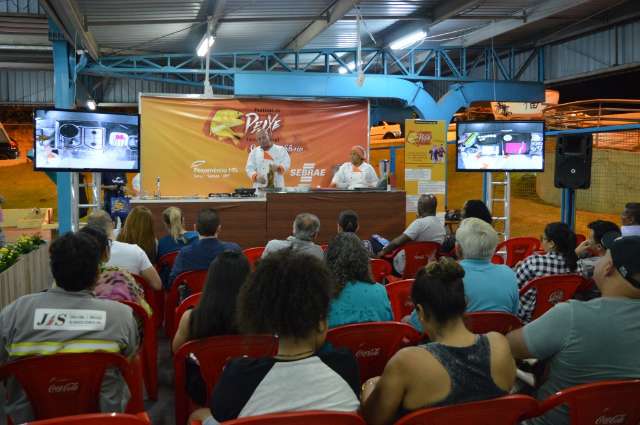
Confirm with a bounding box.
[515,222,582,323]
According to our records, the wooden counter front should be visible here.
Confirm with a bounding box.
[266,191,406,244]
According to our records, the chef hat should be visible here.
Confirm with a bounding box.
[351,145,367,160]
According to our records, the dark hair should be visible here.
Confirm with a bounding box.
[325,232,373,295]
[50,232,101,292]
[196,208,220,236]
[237,249,332,339]
[544,222,578,271]
[462,200,493,225]
[338,210,359,232]
[189,250,250,340]
[624,203,640,224]
[587,220,621,245]
[79,225,110,261]
[411,258,466,325]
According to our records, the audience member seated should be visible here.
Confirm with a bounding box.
[407,218,519,332]
[507,234,640,425]
[337,209,373,254]
[188,250,360,424]
[377,194,446,275]
[157,206,198,258]
[172,251,250,352]
[620,202,640,237]
[360,258,516,425]
[0,231,139,423]
[117,206,157,263]
[80,226,151,315]
[261,213,324,260]
[461,199,493,224]
[88,210,162,291]
[169,208,241,288]
[575,220,620,279]
[325,233,392,328]
[515,222,582,323]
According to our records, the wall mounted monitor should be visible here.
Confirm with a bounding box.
[34,109,140,172]
[456,120,545,172]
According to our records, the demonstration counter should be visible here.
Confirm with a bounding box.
[132,190,406,249]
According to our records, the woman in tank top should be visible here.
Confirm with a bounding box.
[361,257,516,425]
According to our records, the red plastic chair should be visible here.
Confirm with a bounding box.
[463,312,522,335]
[326,322,421,384]
[174,292,203,333]
[243,247,265,268]
[370,258,392,284]
[519,274,587,321]
[0,353,145,419]
[157,251,179,272]
[320,243,329,252]
[575,233,586,246]
[395,394,538,425]
[119,300,158,401]
[132,273,164,328]
[531,380,640,425]
[165,270,208,337]
[386,241,440,282]
[193,411,366,425]
[493,237,541,268]
[24,413,151,424]
[174,335,278,425]
[385,279,415,322]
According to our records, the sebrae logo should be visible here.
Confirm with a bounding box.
[203,108,282,152]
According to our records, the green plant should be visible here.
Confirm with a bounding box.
[0,234,46,273]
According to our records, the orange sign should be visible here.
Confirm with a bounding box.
[139,97,368,195]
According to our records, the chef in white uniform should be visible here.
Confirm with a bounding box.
[330,145,379,189]
[245,127,291,189]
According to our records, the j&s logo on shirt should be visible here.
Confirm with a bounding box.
[33,309,107,331]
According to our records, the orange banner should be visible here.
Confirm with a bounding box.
[139,96,369,195]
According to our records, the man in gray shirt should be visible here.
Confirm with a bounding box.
[507,233,640,425]
[262,213,324,260]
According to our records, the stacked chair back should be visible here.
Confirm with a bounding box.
[119,300,158,400]
[463,312,522,335]
[326,322,421,384]
[165,270,208,337]
[0,353,144,419]
[369,258,392,284]
[217,411,366,425]
[385,279,415,321]
[394,395,538,425]
[494,237,541,268]
[533,380,640,425]
[398,242,440,279]
[23,413,151,425]
[173,334,278,425]
[519,274,587,321]
[242,247,265,269]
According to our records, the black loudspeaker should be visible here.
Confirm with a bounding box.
[554,134,593,189]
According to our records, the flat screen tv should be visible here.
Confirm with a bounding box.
[33,109,140,172]
[456,121,545,172]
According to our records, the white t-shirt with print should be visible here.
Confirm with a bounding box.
[106,240,153,275]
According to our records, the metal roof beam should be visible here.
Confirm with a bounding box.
[283,0,355,51]
[40,0,99,60]
[443,0,595,47]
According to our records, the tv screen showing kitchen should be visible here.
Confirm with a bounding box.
[33,109,140,172]
[456,121,544,172]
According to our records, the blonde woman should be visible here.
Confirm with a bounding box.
[157,207,198,258]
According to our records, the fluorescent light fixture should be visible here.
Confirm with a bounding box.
[389,30,427,50]
[338,61,357,74]
[196,35,215,57]
[87,99,96,110]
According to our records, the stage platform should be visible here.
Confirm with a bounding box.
[132,190,406,248]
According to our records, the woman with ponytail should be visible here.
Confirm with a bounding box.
[515,222,582,323]
[157,206,199,258]
[361,258,516,425]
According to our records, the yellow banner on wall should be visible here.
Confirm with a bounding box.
[404,120,447,226]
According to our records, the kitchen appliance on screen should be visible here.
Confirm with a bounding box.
[33,109,140,172]
[456,121,545,172]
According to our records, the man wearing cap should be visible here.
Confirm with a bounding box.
[330,145,379,189]
[245,128,290,189]
[507,233,640,425]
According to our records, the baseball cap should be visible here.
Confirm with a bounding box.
[601,232,640,289]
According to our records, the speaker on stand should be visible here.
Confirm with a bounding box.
[554,134,593,189]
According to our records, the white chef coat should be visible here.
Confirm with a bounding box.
[245,144,291,189]
[331,161,379,189]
